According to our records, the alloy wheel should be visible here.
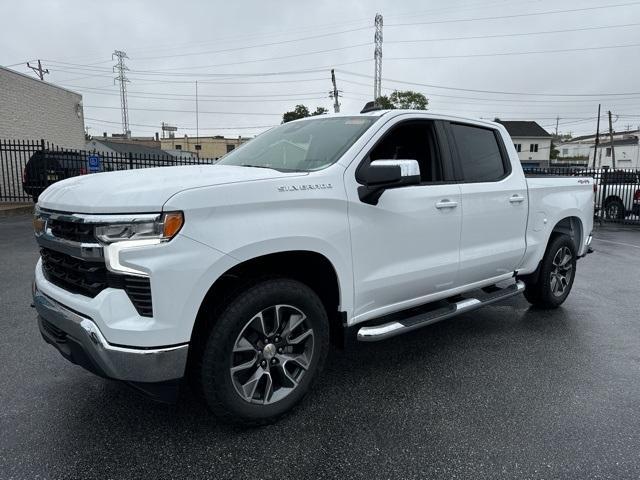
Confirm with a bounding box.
[550,246,573,297]
[230,304,314,405]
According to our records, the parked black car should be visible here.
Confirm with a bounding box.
[23,150,87,202]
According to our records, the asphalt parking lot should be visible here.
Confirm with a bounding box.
[1,214,639,480]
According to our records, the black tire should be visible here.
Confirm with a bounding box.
[522,234,577,309]
[603,197,625,220]
[193,278,329,425]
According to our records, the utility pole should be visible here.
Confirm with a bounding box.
[112,50,131,138]
[195,81,199,145]
[592,104,600,169]
[555,116,560,136]
[608,110,616,169]
[330,69,341,113]
[373,13,383,103]
[26,60,49,81]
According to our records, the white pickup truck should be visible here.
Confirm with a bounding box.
[32,109,594,424]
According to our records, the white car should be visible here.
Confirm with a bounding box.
[576,168,640,219]
[32,109,594,424]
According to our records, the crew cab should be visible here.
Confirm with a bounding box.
[32,109,594,424]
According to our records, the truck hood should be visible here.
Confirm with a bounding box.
[38,165,302,213]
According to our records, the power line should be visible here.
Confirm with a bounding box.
[84,116,275,131]
[338,70,640,97]
[46,63,341,78]
[383,42,640,62]
[339,78,640,104]
[385,1,640,27]
[84,105,282,116]
[45,53,373,77]
[131,26,371,61]
[385,22,640,45]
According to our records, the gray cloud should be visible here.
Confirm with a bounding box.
[3,0,640,138]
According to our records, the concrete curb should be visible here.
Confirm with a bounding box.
[0,205,34,218]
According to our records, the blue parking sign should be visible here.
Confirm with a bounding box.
[87,154,101,173]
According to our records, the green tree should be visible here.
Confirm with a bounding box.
[375,90,429,110]
[282,105,328,123]
[282,105,310,123]
[374,95,395,109]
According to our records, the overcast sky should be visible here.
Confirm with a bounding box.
[3,0,640,139]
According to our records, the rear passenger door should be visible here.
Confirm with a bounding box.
[446,122,528,285]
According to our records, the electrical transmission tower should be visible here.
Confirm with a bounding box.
[373,13,383,103]
[112,50,131,138]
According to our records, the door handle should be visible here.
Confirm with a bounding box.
[509,194,525,204]
[435,199,458,209]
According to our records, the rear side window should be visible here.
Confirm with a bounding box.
[450,123,507,182]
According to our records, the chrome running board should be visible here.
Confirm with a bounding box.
[357,280,525,342]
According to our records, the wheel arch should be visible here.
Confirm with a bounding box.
[550,215,584,253]
[519,214,584,285]
[190,250,346,350]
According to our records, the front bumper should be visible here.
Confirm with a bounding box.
[33,284,188,384]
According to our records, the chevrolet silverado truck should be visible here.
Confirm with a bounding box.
[32,109,594,424]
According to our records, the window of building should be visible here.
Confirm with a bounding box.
[195,144,202,151]
[450,123,507,183]
[175,145,182,150]
[562,148,568,155]
[514,143,522,152]
[226,144,235,153]
[529,144,538,153]
[606,147,612,157]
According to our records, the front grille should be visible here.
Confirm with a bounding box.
[40,247,153,317]
[48,218,96,243]
[41,248,107,297]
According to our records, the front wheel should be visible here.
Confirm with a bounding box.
[194,278,329,425]
[523,234,577,309]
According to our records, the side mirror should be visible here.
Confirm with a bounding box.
[358,159,421,205]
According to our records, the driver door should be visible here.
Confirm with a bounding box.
[345,118,462,322]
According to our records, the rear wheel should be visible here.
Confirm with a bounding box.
[523,234,577,309]
[193,278,329,425]
[603,197,625,219]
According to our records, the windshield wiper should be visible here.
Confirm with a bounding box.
[239,164,304,173]
[239,164,277,170]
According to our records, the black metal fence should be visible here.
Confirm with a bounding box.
[1,139,639,225]
[523,165,640,225]
[0,139,217,202]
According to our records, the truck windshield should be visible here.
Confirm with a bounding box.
[218,116,377,172]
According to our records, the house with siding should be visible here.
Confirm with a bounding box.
[494,120,552,168]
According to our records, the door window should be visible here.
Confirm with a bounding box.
[368,121,443,183]
[450,123,508,182]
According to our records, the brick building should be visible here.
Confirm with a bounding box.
[0,66,85,149]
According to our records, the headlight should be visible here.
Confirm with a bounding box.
[95,211,184,244]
